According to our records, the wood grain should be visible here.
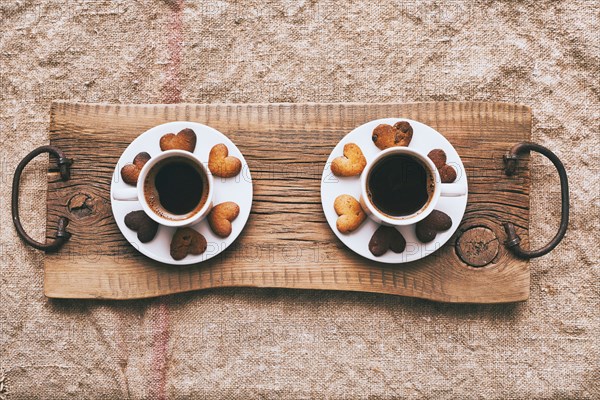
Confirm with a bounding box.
[44,102,531,302]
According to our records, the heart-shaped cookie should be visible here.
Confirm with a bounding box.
[170,227,207,260]
[208,201,240,238]
[428,149,457,183]
[159,128,197,152]
[415,210,452,243]
[368,225,406,256]
[208,143,242,178]
[334,194,366,233]
[372,121,413,150]
[331,143,367,177]
[124,210,158,243]
[120,152,151,185]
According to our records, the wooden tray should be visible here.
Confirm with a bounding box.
[45,102,531,302]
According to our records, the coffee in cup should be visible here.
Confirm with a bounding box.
[113,149,214,228]
[144,156,209,221]
[360,147,466,226]
[366,154,434,217]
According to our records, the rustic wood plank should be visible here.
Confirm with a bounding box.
[44,102,531,302]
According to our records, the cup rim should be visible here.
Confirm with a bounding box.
[137,149,214,227]
[360,147,441,226]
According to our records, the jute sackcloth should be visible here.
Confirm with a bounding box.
[0,0,598,398]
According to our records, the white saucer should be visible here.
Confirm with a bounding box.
[321,118,468,264]
[110,121,253,266]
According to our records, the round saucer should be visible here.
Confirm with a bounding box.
[321,118,468,264]
[110,121,253,266]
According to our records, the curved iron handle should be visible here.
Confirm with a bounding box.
[12,146,73,251]
[503,141,569,259]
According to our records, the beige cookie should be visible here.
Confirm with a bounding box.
[208,143,242,178]
[371,121,413,150]
[160,128,197,152]
[334,194,366,234]
[331,143,367,177]
[208,201,240,238]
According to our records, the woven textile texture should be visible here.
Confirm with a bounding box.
[1,0,599,398]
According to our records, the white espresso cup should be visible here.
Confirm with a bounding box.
[360,147,466,226]
[112,150,213,228]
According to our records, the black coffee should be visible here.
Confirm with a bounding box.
[367,154,432,216]
[145,159,207,218]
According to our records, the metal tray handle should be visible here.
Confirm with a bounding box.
[503,142,569,259]
[12,146,73,251]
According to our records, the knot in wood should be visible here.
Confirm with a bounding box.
[67,193,95,218]
[455,226,499,267]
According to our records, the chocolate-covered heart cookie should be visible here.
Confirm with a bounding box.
[120,152,151,185]
[415,210,452,243]
[427,149,457,183]
[124,210,158,243]
[368,226,406,256]
[170,227,207,260]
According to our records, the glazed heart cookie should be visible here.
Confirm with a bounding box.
[160,128,197,152]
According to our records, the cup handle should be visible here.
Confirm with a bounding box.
[112,187,138,201]
[440,183,467,197]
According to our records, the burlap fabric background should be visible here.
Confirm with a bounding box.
[1,0,598,398]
